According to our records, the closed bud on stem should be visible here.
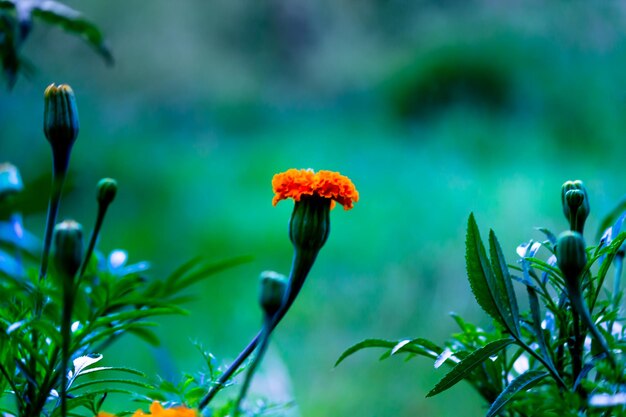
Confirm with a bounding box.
[561,180,590,234]
[0,163,23,200]
[259,271,288,317]
[53,220,83,280]
[289,195,331,254]
[97,178,118,207]
[44,83,79,175]
[556,231,587,288]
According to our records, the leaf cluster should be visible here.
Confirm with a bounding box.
[0,183,249,416]
[339,198,626,416]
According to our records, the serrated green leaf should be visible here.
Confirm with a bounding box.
[489,230,521,338]
[486,370,549,417]
[466,214,502,325]
[30,1,113,64]
[426,338,514,398]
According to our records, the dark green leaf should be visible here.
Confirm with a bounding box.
[31,1,113,64]
[465,214,502,325]
[489,230,520,337]
[486,370,549,417]
[526,286,556,372]
[426,338,514,397]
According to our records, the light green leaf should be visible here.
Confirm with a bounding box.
[489,230,521,337]
[486,370,549,417]
[426,338,514,398]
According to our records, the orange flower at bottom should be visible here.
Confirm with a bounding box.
[272,168,359,210]
[132,401,197,417]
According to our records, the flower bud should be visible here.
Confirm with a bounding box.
[259,271,288,317]
[97,178,118,207]
[561,180,590,234]
[289,195,331,253]
[0,163,23,200]
[44,84,79,175]
[53,220,83,279]
[556,231,587,286]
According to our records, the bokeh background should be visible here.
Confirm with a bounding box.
[2,1,626,416]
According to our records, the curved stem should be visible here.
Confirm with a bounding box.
[76,202,109,287]
[514,335,567,389]
[40,174,65,281]
[233,318,272,416]
[198,250,317,411]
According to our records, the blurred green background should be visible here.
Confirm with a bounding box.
[2,1,626,416]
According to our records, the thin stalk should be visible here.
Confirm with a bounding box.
[198,250,317,411]
[40,174,65,281]
[0,362,25,412]
[571,310,582,384]
[514,335,567,389]
[233,318,272,417]
[60,282,74,417]
[612,252,624,310]
[28,173,65,414]
[77,203,108,281]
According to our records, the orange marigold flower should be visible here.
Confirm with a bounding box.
[96,412,117,417]
[132,401,197,417]
[272,169,359,210]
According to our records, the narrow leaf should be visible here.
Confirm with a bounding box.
[526,286,556,372]
[335,339,398,366]
[465,214,503,325]
[426,338,514,398]
[489,230,521,337]
[486,370,549,417]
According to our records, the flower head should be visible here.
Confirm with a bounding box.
[132,401,197,417]
[272,169,359,210]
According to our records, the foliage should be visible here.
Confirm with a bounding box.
[0,0,111,88]
[338,182,626,416]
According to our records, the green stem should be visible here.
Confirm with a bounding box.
[0,362,25,412]
[514,335,567,389]
[40,174,65,281]
[76,202,109,286]
[233,317,272,417]
[612,252,624,310]
[571,310,582,384]
[60,282,74,417]
[569,284,615,367]
[198,250,317,411]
